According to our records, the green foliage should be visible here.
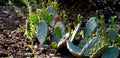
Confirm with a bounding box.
[51,42,58,49]
[63,14,68,23]
[55,26,62,38]
[29,13,40,25]
[25,13,40,39]
[40,9,53,23]
[70,22,82,42]
[0,0,8,4]
[111,16,117,28]
[21,0,29,6]
[115,35,120,43]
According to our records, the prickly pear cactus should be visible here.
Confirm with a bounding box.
[84,17,99,39]
[51,22,66,43]
[37,21,48,45]
[80,37,104,56]
[106,28,118,42]
[101,46,119,58]
[46,6,57,27]
[67,40,82,56]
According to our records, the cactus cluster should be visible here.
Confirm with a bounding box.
[14,0,119,57]
[36,5,120,57]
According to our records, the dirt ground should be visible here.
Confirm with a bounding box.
[0,4,30,57]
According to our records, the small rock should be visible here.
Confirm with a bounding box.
[49,54,55,57]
